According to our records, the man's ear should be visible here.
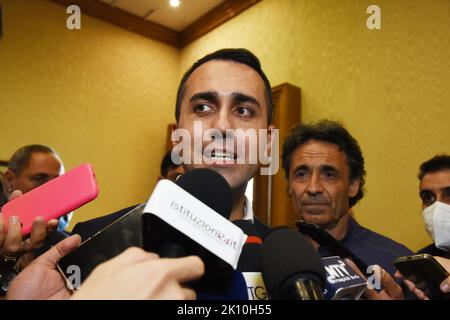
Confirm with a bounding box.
[348,178,360,198]
[3,169,15,192]
[171,123,178,147]
[266,125,276,156]
[3,169,15,183]
[287,179,293,198]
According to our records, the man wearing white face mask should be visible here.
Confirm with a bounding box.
[417,155,450,258]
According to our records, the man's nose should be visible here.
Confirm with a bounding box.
[212,108,233,133]
[208,109,235,142]
[306,172,323,195]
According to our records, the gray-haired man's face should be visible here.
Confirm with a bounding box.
[5,152,63,194]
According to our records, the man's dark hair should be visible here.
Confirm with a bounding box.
[160,150,181,177]
[8,144,57,175]
[418,155,450,180]
[281,120,366,208]
[175,48,273,124]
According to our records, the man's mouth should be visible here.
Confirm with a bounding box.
[213,150,237,160]
[205,149,238,162]
[301,203,329,214]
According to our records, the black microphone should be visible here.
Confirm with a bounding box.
[144,168,232,262]
[233,220,262,272]
[177,168,232,217]
[233,219,270,300]
[261,228,326,300]
[143,168,248,300]
[143,168,235,274]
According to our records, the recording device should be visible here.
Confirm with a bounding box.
[261,228,326,300]
[393,254,450,300]
[58,203,146,285]
[322,256,367,300]
[296,220,369,274]
[1,163,99,235]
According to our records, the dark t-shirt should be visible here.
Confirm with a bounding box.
[318,216,413,277]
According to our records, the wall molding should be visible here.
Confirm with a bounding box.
[50,0,260,48]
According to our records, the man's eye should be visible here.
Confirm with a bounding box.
[31,176,50,186]
[420,192,436,205]
[32,175,46,182]
[236,107,252,117]
[295,170,308,179]
[323,171,337,180]
[441,187,450,203]
[195,104,212,113]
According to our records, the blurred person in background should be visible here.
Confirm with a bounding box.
[3,145,72,232]
[416,155,450,258]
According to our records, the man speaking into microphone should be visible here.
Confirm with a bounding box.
[70,49,276,298]
[72,48,274,240]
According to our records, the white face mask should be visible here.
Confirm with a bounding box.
[422,201,450,251]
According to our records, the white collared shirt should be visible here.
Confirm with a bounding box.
[243,196,255,223]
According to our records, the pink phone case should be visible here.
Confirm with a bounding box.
[1,163,99,235]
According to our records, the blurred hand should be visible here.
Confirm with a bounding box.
[345,259,404,300]
[439,276,450,294]
[71,247,204,300]
[434,256,450,272]
[395,256,450,299]
[0,190,59,272]
[6,235,81,300]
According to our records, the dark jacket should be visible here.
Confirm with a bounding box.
[71,204,271,242]
[417,243,450,259]
[318,216,414,277]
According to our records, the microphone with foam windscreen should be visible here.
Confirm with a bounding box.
[143,168,249,299]
[233,220,262,272]
[143,168,244,274]
[233,220,269,300]
[144,168,231,260]
[261,228,326,300]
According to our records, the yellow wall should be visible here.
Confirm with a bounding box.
[180,0,450,251]
[1,0,449,251]
[0,0,180,229]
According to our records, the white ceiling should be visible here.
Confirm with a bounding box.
[99,0,225,31]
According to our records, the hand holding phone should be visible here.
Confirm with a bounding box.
[1,163,99,235]
[393,254,450,300]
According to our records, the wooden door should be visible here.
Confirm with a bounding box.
[253,83,301,228]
